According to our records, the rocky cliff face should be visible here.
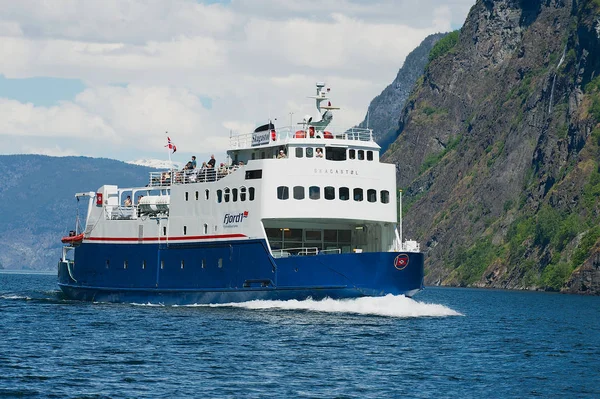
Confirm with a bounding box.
[357,33,446,152]
[382,0,600,294]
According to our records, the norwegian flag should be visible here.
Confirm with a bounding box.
[165,136,177,153]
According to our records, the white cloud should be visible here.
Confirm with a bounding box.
[0,0,476,160]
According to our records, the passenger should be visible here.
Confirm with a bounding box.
[316,148,323,158]
[207,154,216,169]
[137,195,144,217]
[277,150,287,159]
[218,163,227,178]
[161,171,171,185]
[124,196,132,207]
[191,156,197,169]
[309,126,315,138]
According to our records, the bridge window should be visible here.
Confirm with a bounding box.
[249,187,255,201]
[240,186,247,201]
[367,151,373,161]
[295,147,303,158]
[326,147,346,161]
[353,188,363,201]
[224,188,230,202]
[245,170,262,179]
[367,189,377,203]
[185,192,189,201]
[293,186,305,200]
[232,188,238,202]
[195,191,199,200]
[217,189,222,203]
[277,186,289,200]
[324,186,335,200]
[203,223,208,234]
[306,147,314,158]
[358,150,364,160]
[349,149,355,159]
[309,186,320,200]
[205,189,210,200]
[381,190,390,204]
[339,187,349,201]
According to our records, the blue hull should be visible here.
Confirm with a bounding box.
[58,239,424,305]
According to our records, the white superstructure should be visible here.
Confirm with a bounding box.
[78,83,418,256]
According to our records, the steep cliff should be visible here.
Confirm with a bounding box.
[383,0,600,294]
[357,33,446,152]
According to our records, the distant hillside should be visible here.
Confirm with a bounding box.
[357,33,446,152]
[382,0,600,294]
[0,155,153,270]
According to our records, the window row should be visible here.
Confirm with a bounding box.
[277,186,390,203]
[107,258,224,270]
[216,187,256,203]
[294,147,375,161]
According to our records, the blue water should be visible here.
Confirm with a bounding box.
[0,272,599,398]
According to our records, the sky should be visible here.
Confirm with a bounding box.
[0,0,475,164]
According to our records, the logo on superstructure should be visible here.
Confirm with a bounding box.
[223,211,249,228]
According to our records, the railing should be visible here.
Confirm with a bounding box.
[230,126,374,149]
[104,205,137,220]
[148,166,242,187]
[271,247,341,258]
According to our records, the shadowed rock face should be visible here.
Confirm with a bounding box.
[356,33,446,153]
[381,0,600,294]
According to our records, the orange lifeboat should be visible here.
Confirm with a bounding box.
[61,233,84,246]
[295,130,306,138]
[323,131,333,139]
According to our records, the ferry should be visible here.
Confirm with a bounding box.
[58,83,424,304]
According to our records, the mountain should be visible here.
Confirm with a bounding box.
[0,155,153,270]
[357,33,446,152]
[383,0,600,294]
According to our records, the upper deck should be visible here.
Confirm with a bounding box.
[229,125,377,151]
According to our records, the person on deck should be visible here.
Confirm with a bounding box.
[277,150,287,159]
[207,154,216,169]
[124,196,132,207]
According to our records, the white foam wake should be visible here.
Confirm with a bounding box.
[0,294,32,300]
[205,294,462,318]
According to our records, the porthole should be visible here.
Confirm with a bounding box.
[293,186,305,200]
[324,186,335,200]
[339,187,349,201]
[381,190,390,204]
[353,188,363,201]
[309,186,320,200]
[367,189,377,203]
[277,186,289,200]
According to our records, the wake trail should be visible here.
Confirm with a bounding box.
[198,294,462,318]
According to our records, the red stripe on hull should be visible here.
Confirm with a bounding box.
[86,234,247,242]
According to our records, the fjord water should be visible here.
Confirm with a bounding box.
[0,272,598,398]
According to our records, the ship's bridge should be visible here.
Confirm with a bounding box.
[228,125,380,164]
